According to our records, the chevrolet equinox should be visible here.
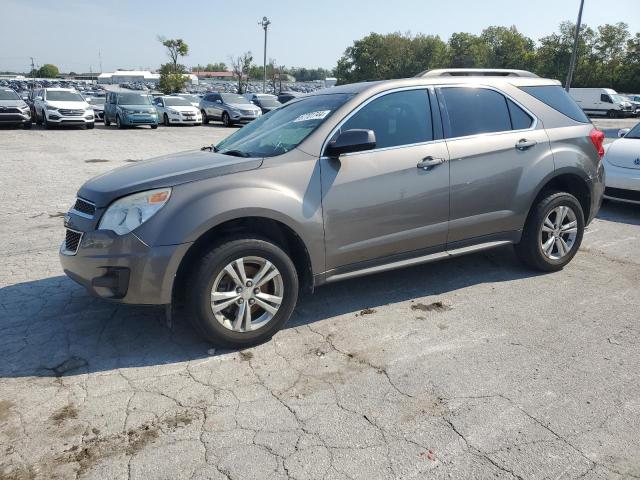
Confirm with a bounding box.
[60,69,605,347]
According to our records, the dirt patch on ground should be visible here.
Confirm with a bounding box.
[56,409,197,476]
[47,212,65,218]
[84,159,109,163]
[411,301,451,313]
[239,351,254,361]
[356,308,376,316]
[50,404,78,426]
[0,400,14,423]
[0,464,36,480]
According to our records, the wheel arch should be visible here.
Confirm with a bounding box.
[528,169,592,222]
[172,216,314,306]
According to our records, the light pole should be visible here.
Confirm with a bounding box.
[259,16,271,93]
[565,0,585,92]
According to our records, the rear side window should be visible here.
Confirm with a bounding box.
[520,85,589,123]
[441,87,512,138]
[341,89,433,149]
[507,99,533,130]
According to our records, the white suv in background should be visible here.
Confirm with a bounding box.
[34,88,95,129]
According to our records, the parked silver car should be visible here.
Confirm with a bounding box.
[199,92,262,127]
[0,87,32,128]
[60,69,605,347]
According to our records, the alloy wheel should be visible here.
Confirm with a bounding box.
[210,256,284,333]
[539,205,578,260]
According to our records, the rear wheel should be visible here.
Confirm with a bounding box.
[187,237,299,347]
[607,110,618,118]
[515,191,584,272]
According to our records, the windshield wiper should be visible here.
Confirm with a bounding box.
[200,144,220,152]
[220,149,250,158]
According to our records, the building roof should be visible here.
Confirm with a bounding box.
[195,71,236,78]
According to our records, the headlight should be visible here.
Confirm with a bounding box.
[46,104,58,111]
[167,108,178,114]
[98,188,171,235]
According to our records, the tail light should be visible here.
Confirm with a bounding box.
[589,128,605,159]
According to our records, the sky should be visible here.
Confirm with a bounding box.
[1,0,639,73]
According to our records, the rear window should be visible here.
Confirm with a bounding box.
[520,85,589,123]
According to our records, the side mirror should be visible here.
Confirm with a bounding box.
[36,96,43,100]
[325,129,376,157]
[216,99,222,104]
[618,128,630,138]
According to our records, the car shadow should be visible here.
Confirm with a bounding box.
[0,246,540,379]
[597,199,640,226]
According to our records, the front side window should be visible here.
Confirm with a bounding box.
[215,93,353,158]
[340,89,432,149]
[601,94,612,103]
[441,87,512,138]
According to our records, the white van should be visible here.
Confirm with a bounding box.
[569,88,635,118]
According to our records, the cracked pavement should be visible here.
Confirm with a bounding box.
[1,122,639,479]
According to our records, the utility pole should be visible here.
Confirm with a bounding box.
[259,16,271,93]
[565,0,585,92]
[98,50,103,73]
[30,57,35,86]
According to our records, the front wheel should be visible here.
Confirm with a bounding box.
[104,115,111,126]
[515,191,585,272]
[86,122,94,130]
[116,115,124,129]
[187,238,299,347]
[222,111,232,127]
[163,113,170,126]
[151,124,158,129]
[201,110,209,124]
[23,121,32,129]
[607,110,618,119]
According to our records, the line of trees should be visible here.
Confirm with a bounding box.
[334,22,640,92]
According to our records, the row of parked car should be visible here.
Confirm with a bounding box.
[0,86,304,129]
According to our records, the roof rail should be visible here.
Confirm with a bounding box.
[417,68,539,78]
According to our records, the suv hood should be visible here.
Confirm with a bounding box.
[0,99,27,108]
[228,102,259,112]
[78,150,263,207]
[165,105,198,113]
[47,100,89,109]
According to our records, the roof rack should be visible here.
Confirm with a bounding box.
[416,68,539,78]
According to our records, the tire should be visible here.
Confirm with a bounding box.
[201,110,209,124]
[515,191,585,272]
[222,111,232,127]
[86,122,94,130]
[607,110,618,119]
[187,237,299,348]
[164,113,170,126]
[42,111,51,129]
[151,124,158,129]
[23,122,32,129]
[35,110,42,126]
[116,115,124,129]
[104,115,111,126]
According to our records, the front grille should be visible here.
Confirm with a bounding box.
[0,115,24,122]
[65,229,82,254]
[605,187,640,202]
[73,198,96,216]
[59,109,84,116]
[0,107,21,114]
[240,110,254,116]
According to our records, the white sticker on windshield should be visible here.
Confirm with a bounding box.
[293,110,331,123]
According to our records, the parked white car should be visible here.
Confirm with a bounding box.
[569,88,635,118]
[603,123,640,204]
[153,96,201,126]
[33,88,95,129]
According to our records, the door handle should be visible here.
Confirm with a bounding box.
[417,156,445,170]
[516,139,537,151]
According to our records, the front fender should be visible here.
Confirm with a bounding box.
[135,155,325,274]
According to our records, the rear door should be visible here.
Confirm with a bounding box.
[321,87,450,271]
[438,85,554,245]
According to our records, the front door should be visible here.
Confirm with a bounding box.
[320,88,450,271]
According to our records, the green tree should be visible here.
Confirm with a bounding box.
[595,22,630,86]
[37,64,59,78]
[229,52,253,93]
[158,37,189,94]
[447,32,490,68]
[480,26,535,70]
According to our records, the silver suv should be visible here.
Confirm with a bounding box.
[60,70,605,347]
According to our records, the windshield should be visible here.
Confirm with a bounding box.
[611,94,627,104]
[118,93,152,105]
[221,93,250,105]
[215,93,353,158]
[46,91,84,102]
[0,89,19,100]
[257,96,281,108]
[625,123,640,139]
[177,94,199,103]
[164,97,192,106]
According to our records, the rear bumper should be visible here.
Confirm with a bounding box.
[587,161,606,224]
[59,229,191,305]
